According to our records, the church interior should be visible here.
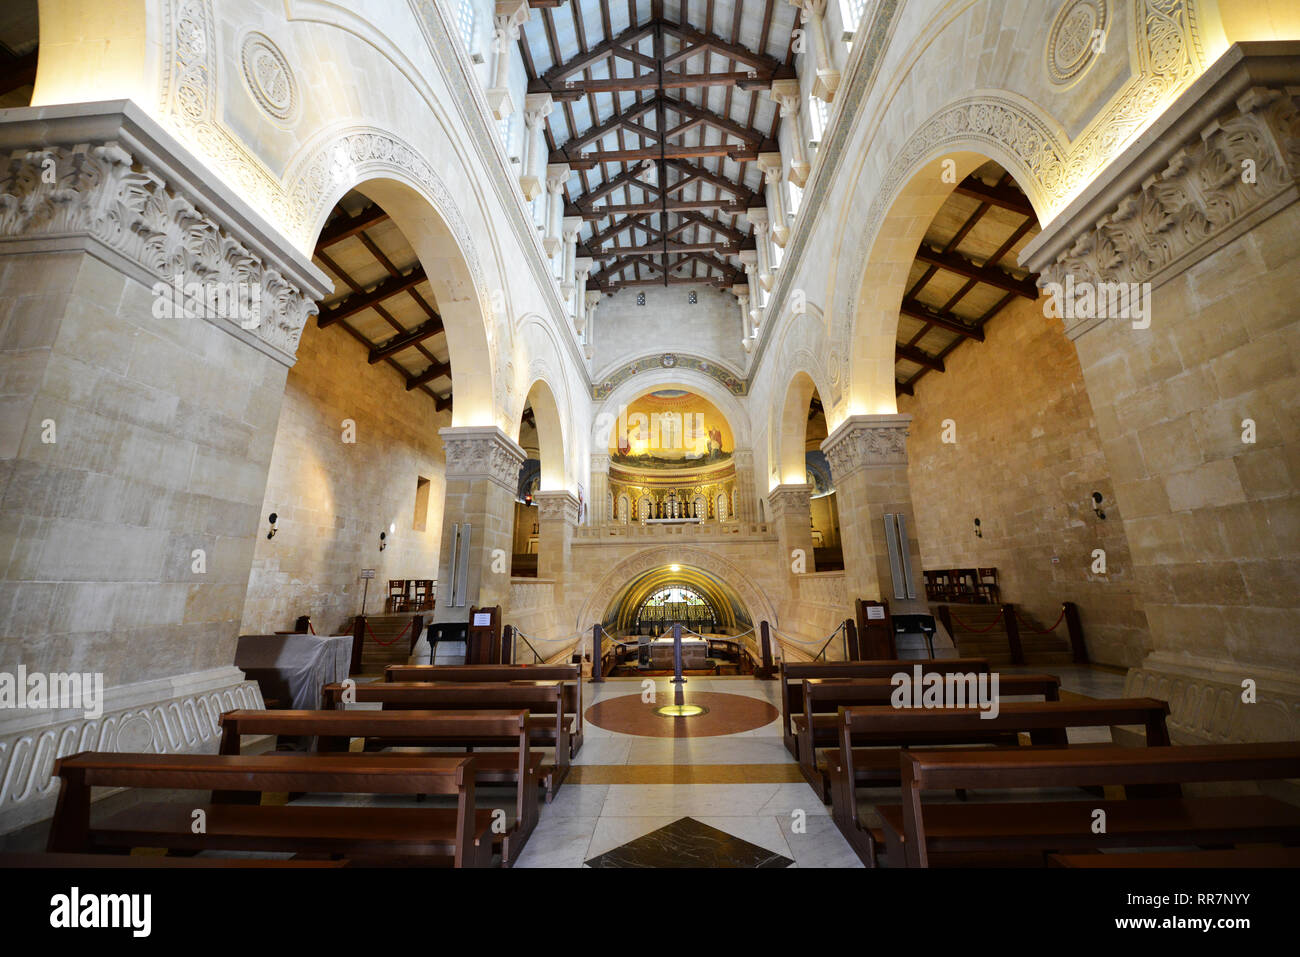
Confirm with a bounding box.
[0,0,1298,902]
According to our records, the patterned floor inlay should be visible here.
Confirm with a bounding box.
[585,691,780,737]
[566,764,804,784]
[584,817,794,868]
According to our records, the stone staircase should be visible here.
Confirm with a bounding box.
[937,604,1074,666]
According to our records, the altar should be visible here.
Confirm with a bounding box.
[646,636,709,669]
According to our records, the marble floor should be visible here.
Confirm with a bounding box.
[512,663,1129,867]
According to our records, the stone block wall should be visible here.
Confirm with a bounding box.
[898,294,1152,667]
[241,321,450,635]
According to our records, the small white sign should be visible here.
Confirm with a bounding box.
[866,606,886,620]
[360,569,376,579]
[472,612,492,627]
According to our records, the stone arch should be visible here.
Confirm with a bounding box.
[575,545,780,634]
[590,369,752,451]
[521,377,567,491]
[775,372,821,487]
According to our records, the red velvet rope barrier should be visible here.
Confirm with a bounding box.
[946,611,1005,634]
[1014,606,1067,634]
[365,617,414,647]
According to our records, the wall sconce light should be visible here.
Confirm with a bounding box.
[379,531,387,551]
[973,517,982,539]
[1091,491,1106,520]
[266,512,278,540]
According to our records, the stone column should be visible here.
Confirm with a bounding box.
[731,283,752,350]
[739,250,761,330]
[789,0,840,102]
[1019,50,1300,743]
[584,289,601,345]
[486,0,530,120]
[747,208,774,291]
[821,415,927,612]
[532,490,580,598]
[758,152,790,246]
[519,93,552,202]
[573,257,593,334]
[770,78,810,187]
[543,164,569,261]
[0,106,330,833]
[436,426,526,619]
[589,453,611,525]
[732,449,759,522]
[768,484,819,574]
[560,216,581,304]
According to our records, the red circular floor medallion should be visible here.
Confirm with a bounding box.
[584,691,780,738]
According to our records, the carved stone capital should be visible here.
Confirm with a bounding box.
[0,112,329,366]
[1021,47,1300,340]
[767,483,814,522]
[732,448,756,472]
[439,425,526,491]
[821,414,911,477]
[533,489,581,525]
[590,452,611,473]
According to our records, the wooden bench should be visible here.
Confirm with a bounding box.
[0,852,348,868]
[322,680,572,784]
[778,659,990,758]
[1048,847,1300,867]
[218,708,548,866]
[48,751,496,867]
[831,698,1173,866]
[795,673,1061,801]
[879,740,1300,867]
[385,664,584,756]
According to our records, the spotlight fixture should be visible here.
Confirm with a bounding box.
[379,531,387,551]
[973,517,982,539]
[1091,491,1106,520]
[266,512,278,540]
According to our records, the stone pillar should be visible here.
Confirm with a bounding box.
[486,0,530,120]
[573,257,593,334]
[1020,48,1300,743]
[560,216,581,304]
[584,289,601,344]
[0,106,330,833]
[543,164,569,261]
[758,152,790,246]
[770,78,810,187]
[789,0,840,102]
[732,449,758,522]
[519,93,552,202]
[821,415,927,612]
[747,207,775,291]
[436,426,526,620]
[739,250,761,331]
[731,283,752,350]
[768,484,818,574]
[589,453,611,525]
[532,490,580,597]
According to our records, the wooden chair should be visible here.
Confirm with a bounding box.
[411,579,434,610]
[388,579,409,612]
[976,568,1000,604]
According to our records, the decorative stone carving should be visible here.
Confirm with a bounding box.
[767,483,814,522]
[821,414,911,477]
[1032,86,1300,338]
[533,489,580,524]
[440,426,527,490]
[1046,0,1109,87]
[0,142,319,361]
[0,670,263,833]
[592,354,746,399]
[240,31,299,122]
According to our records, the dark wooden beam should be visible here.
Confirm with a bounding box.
[406,359,452,391]
[596,242,735,257]
[315,205,389,248]
[539,22,657,84]
[913,245,1039,299]
[953,176,1035,216]
[899,299,985,341]
[368,315,445,363]
[537,69,772,99]
[318,266,427,327]
[567,141,765,168]
[658,18,786,75]
[582,199,745,218]
[896,344,945,372]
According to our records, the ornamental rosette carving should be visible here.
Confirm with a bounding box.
[0,143,318,359]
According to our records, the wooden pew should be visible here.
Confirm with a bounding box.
[322,680,572,783]
[1048,847,1300,868]
[384,664,584,756]
[831,698,1173,866]
[880,740,1300,867]
[218,709,547,866]
[0,852,348,868]
[47,752,496,867]
[778,659,990,758]
[795,673,1061,801]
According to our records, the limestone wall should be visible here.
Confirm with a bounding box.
[241,321,451,635]
[897,295,1152,667]
[591,284,745,380]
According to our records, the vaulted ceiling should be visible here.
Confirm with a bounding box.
[516,0,799,291]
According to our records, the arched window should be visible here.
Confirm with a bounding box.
[634,585,718,631]
[455,0,476,51]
